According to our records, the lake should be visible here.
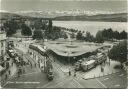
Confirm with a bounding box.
[53,21,127,36]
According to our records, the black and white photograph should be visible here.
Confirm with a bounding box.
[0,0,127,88]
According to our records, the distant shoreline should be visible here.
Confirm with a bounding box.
[53,20,127,22]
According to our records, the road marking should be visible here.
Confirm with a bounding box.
[119,74,124,76]
[53,77,73,88]
[8,81,40,84]
[11,71,40,78]
[21,71,40,76]
[42,75,69,88]
[2,72,40,87]
[104,78,109,81]
[96,78,107,88]
[2,81,9,87]
[114,84,120,87]
[73,79,84,88]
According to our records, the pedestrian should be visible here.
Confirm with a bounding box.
[23,68,25,73]
[35,63,36,67]
[69,70,71,76]
[109,58,111,65]
[9,70,11,75]
[30,63,32,68]
[18,70,20,77]
[101,67,103,72]
[39,63,40,68]
[5,74,7,80]
[12,62,13,66]
[74,71,76,77]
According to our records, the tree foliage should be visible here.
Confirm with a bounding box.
[108,40,127,63]
[76,31,83,40]
[34,19,43,29]
[119,30,127,39]
[95,30,104,43]
[70,32,75,39]
[85,31,95,42]
[95,28,127,43]
[113,31,120,40]
[21,24,32,37]
[32,30,44,40]
[101,28,127,40]
[64,33,68,39]
[3,19,19,36]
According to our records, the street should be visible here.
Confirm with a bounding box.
[3,39,127,88]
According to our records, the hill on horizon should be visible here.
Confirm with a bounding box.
[53,13,127,22]
[0,12,127,22]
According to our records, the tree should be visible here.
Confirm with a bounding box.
[107,28,113,39]
[34,19,43,29]
[95,31,104,43]
[32,30,44,40]
[64,33,68,40]
[102,29,108,40]
[4,19,19,36]
[70,32,75,39]
[45,26,61,40]
[102,28,114,40]
[113,31,120,40]
[108,40,127,64]
[100,28,127,41]
[21,24,32,37]
[76,31,82,40]
[85,31,94,42]
[119,30,127,39]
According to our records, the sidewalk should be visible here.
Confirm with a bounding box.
[1,61,17,87]
[10,63,17,77]
[83,60,121,80]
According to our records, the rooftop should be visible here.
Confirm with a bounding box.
[82,60,95,65]
[44,39,109,57]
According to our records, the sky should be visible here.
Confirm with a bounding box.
[0,0,127,13]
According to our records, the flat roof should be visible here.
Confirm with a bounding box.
[44,40,108,57]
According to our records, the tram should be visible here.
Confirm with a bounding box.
[75,53,107,72]
[81,60,96,71]
[29,44,54,80]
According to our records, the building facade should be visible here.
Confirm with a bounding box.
[0,23,7,86]
[0,23,7,66]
